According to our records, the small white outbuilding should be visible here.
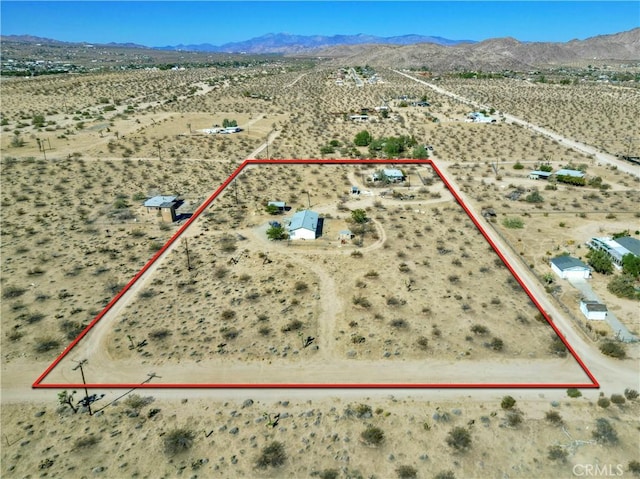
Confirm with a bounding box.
[580,300,607,321]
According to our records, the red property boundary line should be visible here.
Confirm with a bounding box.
[34,159,598,389]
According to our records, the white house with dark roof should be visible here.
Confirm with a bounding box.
[288,209,321,240]
[550,255,591,279]
[580,300,608,320]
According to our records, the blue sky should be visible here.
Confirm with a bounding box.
[1,1,638,46]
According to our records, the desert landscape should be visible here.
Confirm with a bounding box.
[1,27,640,479]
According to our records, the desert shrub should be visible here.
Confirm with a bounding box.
[319,469,340,479]
[471,324,488,335]
[629,460,640,476]
[149,328,171,340]
[434,472,456,479]
[361,426,385,446]
[352,295,371,308]
[547,445,568,462]
[610,394,626,405]
[545,410,563,426]
[73,435,100,450]
[592,418,618,445]
[607,274,639,299]
[148,241,164,252]
[566,388,582,398]
[22,311,45,324]
[624,388,639,400]
[256,441,286,468]
[214,267,229,279]
[60,320,86,340]
[513,161,524,170]
[138,289,157,299]
[164,428,195,455]
[113,197,129,209]
[364,270,379,278]
[34,337,60,353]
[489,337,504,351]
[416,336,428,350]
[505,409,523,427]
[221,327,239,340]
[502,217,524,229]
[599,341,626,359]
[390,318,409,329]
[597,397,611,408]
[501,395,516,410]
[221,309,236,320]
[525,191,544,203]
[355,403,373,418]
[281,319,303,332]
[258,326,271,336]
[386,296,403,306]
[294,280,308,292]
[446,427,471,451]
[396,465,418,479]
[2,285,26,299]
[219,234,237,253]
[124,394,154,410]
[549,335,568,357]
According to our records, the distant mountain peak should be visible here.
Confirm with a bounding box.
[154,33,475,54]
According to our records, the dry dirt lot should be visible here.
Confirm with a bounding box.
[2,65,639,478]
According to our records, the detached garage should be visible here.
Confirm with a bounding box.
[580,300,607,321]
[550,256,591,280]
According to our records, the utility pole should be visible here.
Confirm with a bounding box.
[73,359,92,416]
[156,141,161,161]
[306,191,311,209]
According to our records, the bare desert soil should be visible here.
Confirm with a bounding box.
[2,64,639,478]
[2,393,639,479]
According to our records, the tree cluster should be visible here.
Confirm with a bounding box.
[353,130,426,159]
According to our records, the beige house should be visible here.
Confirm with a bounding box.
[144,195,177,222]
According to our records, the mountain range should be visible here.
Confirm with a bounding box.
[155,33,474,53]
[2,28,639,71]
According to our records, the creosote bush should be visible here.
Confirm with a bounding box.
[361,425,385,446]
[566,388,582,398]
[547,445,568,463]
[599,341,626,359]
[446,427,471,451]
[256,441,286,469]
[501,395,516,410]
[545,410,563,426]
[396,464,418,479]
[592,418,618,445]
[163,428,195,455]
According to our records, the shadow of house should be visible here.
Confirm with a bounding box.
[144,195,178,222]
